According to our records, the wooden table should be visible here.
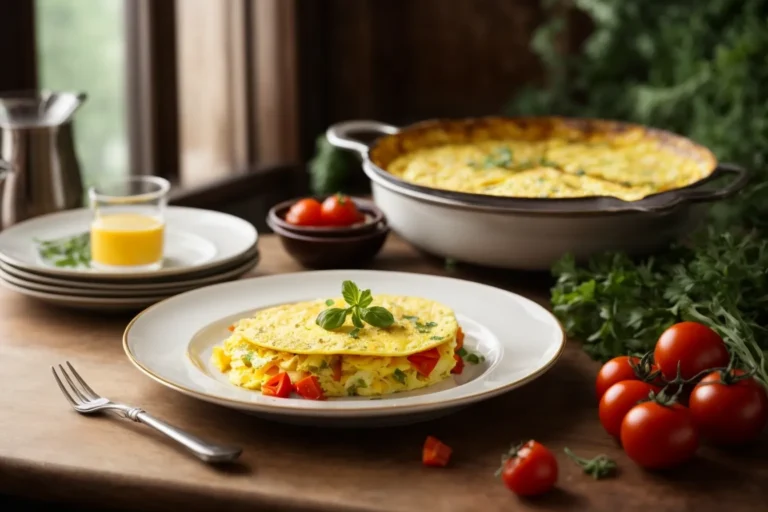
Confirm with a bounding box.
[1,235,766,512]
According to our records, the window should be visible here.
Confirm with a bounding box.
[36,0,128,187]
[2,0,301,191]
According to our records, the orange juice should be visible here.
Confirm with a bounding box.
[90,213,164,268]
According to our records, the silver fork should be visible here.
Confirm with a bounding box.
[52,361,242,463]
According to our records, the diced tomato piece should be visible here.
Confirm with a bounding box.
[331,358,342,382]
[451,354,464,375]
[408,348,441,377]
[294,375,325,400]
[423,436,452,467]
[262,372,292,398]
[455,327,464,350]
[227,324,235,332]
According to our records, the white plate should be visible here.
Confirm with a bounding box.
[0,253,260,298]
[0,248,260,292]
[0,207,258,280]
[123,270,565,427]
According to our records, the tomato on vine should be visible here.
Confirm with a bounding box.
[654,322,729,381]
[599,380,661,438]
[595,355,661,399]
[689,369,768,445]
[620,395,699,470]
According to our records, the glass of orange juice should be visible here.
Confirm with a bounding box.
[88,176,170,272]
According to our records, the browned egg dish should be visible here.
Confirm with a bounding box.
[385,136,712,201]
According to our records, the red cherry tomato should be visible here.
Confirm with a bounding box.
[407,348,441,377]
[599,380,661,438]
[320,194,363,226]
[498,440,558,497]
[422,436,452,467]
[689,369,768,445]
[654,322,729,381]
[261,372,292,398]
[285,198,323,226]
[621,401,699,470]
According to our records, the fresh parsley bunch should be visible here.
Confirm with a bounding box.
[316,281,395,337]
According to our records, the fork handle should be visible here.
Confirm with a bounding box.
[128,408,243,463]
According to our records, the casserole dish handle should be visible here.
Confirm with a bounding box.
[673,163,749,204]
[326,121,400,158]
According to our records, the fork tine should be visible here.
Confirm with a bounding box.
[65,361,100,399]
[58,364,88,403]
[51,366,78,406]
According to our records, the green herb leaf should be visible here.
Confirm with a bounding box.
[564,448,616,480]
[243,352,254,366]
[456,347,468,358]
[319,360,329,370]
[341,280,360,306]
[351,309,365,328]
[430,336,444,341]
[402,315,419,322]
[358,289,373,308]
[466,353,481,364]
[325,299,335,306]
[393,368,407,385]
[361,306,395,328]
[315,308,348,330]
[349,327,360,339]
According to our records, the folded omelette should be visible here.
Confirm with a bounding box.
[211,294,460,398]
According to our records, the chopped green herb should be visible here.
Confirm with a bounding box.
[430,336,444,341]
[456,347,483,364]
[564,448,616,480]
[466,353,481,364]
[35,232,91,269]
[402,315,419,322]
[347,378,367,396]
[242,352,254,366]
[393,368,407,385]
[319,360,329,370]
[575,169,586,176]
[349,327,360,339]
[356,378,367,388]
[469,146,515,170]
[325,299,335,306]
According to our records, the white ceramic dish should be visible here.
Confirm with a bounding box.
[0,253,260,298]
[0,248,260,292]
[0,278,171,312]
[327,119,748,270]
[0,207,258,279]
[123,270,565,427]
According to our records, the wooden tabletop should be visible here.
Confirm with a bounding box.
[1,235,766,512]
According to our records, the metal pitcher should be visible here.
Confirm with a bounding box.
[0,90,87,230]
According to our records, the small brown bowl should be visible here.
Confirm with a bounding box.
[267,196,386,238]
[267,216,390,269]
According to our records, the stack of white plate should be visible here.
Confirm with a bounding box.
[0,207,259,312]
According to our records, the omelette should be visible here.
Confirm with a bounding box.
[381,122,712,201]
[211,293,463,398]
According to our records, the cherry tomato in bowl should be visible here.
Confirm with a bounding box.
[285,198,323,226]
[321,194,364,226]
[689,369,768,445]
[654,322,729,381]
[497,440,558,497]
